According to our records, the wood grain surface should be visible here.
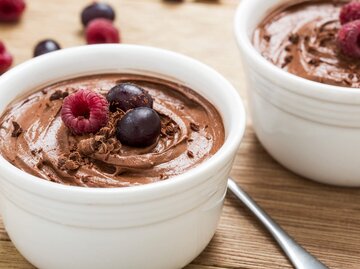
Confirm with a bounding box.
[1,0,360,268]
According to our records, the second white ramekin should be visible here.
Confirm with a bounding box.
[235,0,360,186]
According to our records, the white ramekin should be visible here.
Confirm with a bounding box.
[235,0,360,186]
[0,45,246,269]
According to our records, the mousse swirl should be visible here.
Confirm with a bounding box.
[254,0,360,88]
[0,74,224,187]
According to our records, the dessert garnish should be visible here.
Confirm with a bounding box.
[338,1,360,58]
[33,39,61,57]
[0,41,13,74]
[11,121,22,137]
[60,89,109,135]
[0,0,26,22]
[81,2,115,26]
[116,107,161,147]
[106,83,153,112]
[85,18,120,44]
[340,1,360,25]
[337,20,360,58]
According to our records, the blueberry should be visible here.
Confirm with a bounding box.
[81,2,115,26]
[33,39,61,57]
[116,107,161,147]
[107,83,153,112]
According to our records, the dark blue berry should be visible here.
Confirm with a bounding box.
[116,107,161,147]
[33,39,61,57]
[81,2,115,26]
[107,83,153,112]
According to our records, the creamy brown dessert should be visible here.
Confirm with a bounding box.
[0,74,224,187]
[253,0,360,88]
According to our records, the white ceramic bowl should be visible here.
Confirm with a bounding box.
[235,0,360,186]
[0,45,246,269]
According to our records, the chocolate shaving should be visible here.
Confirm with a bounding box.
[285,45,292,52]
[187,150,194,158]
[165,125,175,136]
[288,33,299,44]
[49,90,69,101]
[64,160,80,170]
[263,35,271,42]
[308,58,320,67]
[36,161,44,169]
[190,122,200,132]
[281,55,293,68]
[57,156,67,170]
[11,121,23,137]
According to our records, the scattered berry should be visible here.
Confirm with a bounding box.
[0,41,12,74]
[116,107,161,147]
[337,20,360,58]
[340,1,360,25]
[81,2,115,26]
[0,0,26,22]
[61,90,109,135]
[85,18,120,44]
[34,39,61,57]
[107,83,153,112]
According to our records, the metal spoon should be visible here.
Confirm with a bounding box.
[227,178,329,269]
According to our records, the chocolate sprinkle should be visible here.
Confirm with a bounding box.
[190,122,200,132]
[308,58,320,67]
[11,121,23,137]
[281,55,293,68]
[49,90,69,101]
[187,150,194,158]
[264,35,271,42]
[288,33,299,44]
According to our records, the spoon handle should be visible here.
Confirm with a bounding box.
[227,178,329,269]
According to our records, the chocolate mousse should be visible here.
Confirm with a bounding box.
[253,0,360,88]
[0,74,224,187]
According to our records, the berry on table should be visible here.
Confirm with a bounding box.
[116,107,161,147]
[340,1,360,25]
[81,2,115,26]
[85,18,120,44]
[61,90,109,135]
[107,83,153,112]
[33,39,61,57]
[0,41,13,74]
[337,20,360,58]
[0,0,26,22]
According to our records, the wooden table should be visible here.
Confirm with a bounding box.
[1,0,360,268]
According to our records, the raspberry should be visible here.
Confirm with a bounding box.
[0,0,26,22]
[337,20,360,58]
[0,41,13,74]
[85,18,120,44]
[61,90,109,135]
[340,1,360,25]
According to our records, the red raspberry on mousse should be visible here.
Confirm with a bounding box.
[61,90,109,135]
[340,1,360,25]
[337,19,360,58]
